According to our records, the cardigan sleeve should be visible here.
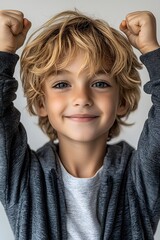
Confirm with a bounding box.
[0,52,30,207]
[131,48,160,226]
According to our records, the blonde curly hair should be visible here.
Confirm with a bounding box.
[20,10,142,141]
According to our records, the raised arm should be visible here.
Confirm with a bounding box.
[121,11,160,226]
[0,10,31,206]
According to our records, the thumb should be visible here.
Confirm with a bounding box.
[22,18,31,37]
[119,20,135,42]
[119,20,129,35]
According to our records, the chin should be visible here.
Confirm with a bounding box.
[69,134,107,143]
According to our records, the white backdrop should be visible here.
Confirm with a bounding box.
[0,0,160,239]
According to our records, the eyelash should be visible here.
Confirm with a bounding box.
[52,82,70,89]
[52,80,111,89]
[92,81,111,88]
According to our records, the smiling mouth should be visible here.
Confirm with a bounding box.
[65,114,99,122]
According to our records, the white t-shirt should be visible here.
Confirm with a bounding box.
[59,160,103,240]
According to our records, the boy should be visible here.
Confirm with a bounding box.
[0,9,160,240]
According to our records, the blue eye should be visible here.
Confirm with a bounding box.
[92,81,111,88]
[53,82,70,89]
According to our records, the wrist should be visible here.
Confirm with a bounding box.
[140,43,160,54]
[0,49,16,54]
[0,45,17,54]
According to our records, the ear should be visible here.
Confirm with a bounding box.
[36,96,48,117]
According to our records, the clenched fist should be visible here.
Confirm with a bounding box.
[120,11,159,54]
[0,10,31,53]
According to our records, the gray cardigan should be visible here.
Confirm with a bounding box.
[0,49,160,240]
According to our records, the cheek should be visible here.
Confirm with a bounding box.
[46,96,66,117]
[104,103,118,118]
[46,99,64,129]
[101,92,119,113]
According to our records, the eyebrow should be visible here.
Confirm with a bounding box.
[47,69,109,83]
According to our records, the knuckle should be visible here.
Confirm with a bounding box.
[0,10,6,17]
[16,10,24,18]
[147,11,155,20]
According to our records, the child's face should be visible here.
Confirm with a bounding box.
[38,52,125,144]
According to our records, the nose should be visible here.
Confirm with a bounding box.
[72,87,93,107]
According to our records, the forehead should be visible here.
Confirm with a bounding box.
[50,50,113,78]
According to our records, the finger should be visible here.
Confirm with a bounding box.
[0,9,24,18]
[0,11,24,35]
[125,17,141,35]
[0,10,24,22]
[119,20,131,37]
[8,12,31,36]
[120,18,140,37]
[8,17,24,35]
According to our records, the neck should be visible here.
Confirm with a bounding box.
[58,137,107,178]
